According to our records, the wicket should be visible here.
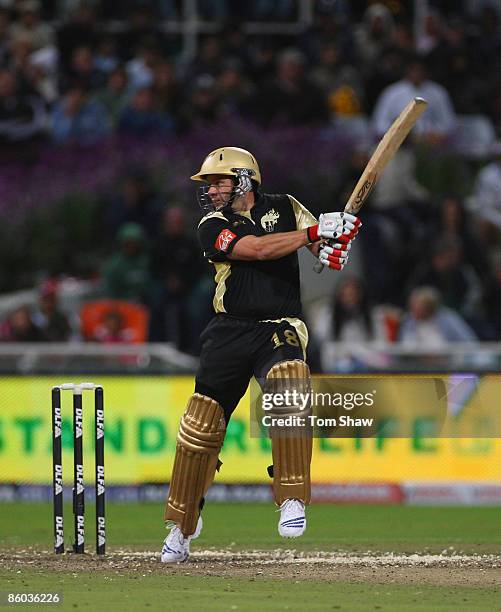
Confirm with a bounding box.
[51,383,105,555]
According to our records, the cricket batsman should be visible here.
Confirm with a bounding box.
[161,147,361,562]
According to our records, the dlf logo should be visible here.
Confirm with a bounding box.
[96,409,104,439]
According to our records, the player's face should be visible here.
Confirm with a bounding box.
[206,175,234,209]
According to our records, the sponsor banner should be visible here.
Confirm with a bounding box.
[1,376,501,485]
[3,482,501,505]
[313,483,403,504]
[402,482,501,505]
[0,484,273,504]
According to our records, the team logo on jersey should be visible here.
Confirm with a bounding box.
[215,228,237,252]
[261,209,280,232]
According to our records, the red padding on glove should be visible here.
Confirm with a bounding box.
[327,261,342,270]
[307,225,319,243]
[327,254,346,264]
[336,234,351,244]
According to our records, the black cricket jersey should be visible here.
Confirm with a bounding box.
[197,193,317,319]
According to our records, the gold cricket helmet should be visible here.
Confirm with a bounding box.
[190,147,261,185]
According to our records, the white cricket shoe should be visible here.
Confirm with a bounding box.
[278,499,306,538]
[160,515,203,563]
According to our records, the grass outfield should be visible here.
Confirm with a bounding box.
[1,502,500,552]
[1,503,500,611]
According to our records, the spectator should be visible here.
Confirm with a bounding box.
[25,46,59,103]
[10,0,54,51]
[149,206,202,350]
[354,3,395,72]
[118,7,164,61]
[469,140,501,246]
[94,65,129,127]
[247,38,276,86]
[215,60,254,119]
[94,36,120,76]
[391,22,415,57]
[248,0,296,21]
[0,68,47,162]
[372,56,457,144]
[485,79,501,138]
[151,59,182,120]
[102,223,151,303]
[0,8,11,66]
[125,42,161,91]
[92,310,134,343]
[184,36,225,81]
[331,277,374,342]
[117,86,174,136]
[219,22,252,71]
[430,17,484,114]
[372,143,429,212]
[483,251,501,340]
[56,3,99,71]
[0,305,44,341]
[60,45,106,92]
[415,8,446,58]
[364,46,408,114]
[251,48,329,126]
[103,170,165,240]
[51,83,110,145]
[185,74,222,128]
[399,286,476,346]
[310,42,365,118]
[437,194,489,281]
[409,237,482,318]
[8,32,35,76]
[31,279,71,341]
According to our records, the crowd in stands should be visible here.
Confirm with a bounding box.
[0,1,500,357]
[2,1,501,155]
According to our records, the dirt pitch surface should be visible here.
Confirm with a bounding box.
[2,547,500,588]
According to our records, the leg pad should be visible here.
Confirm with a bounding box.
[164,393,225,536]
[266,360,312,506]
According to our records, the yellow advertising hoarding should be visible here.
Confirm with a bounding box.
[0,376,500,485]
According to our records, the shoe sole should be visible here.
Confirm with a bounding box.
[278,529,306,538]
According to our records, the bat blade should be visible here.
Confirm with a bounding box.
[314,96,427,272]
[345,96,428,214]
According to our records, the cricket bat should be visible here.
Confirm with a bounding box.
[314,96,428,272]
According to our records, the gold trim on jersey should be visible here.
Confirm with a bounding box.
[260,317,309,360]
[198,210,227,228]
[213,262,231,313]
[287,194,317,230]
[235,210,255,223]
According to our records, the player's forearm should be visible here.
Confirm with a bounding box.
[230,230,311,261]
[253,230,310,260]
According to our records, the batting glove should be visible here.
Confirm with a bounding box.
[318,240,352,271]
[307,212,361,243]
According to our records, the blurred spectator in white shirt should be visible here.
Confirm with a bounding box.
[469,140,501,245]
[372,57,456,144]
[399,287,476,347]
[10,0,54,51]
[415,8,446,57]
[355,3,395,72]
[372,143,429,210]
